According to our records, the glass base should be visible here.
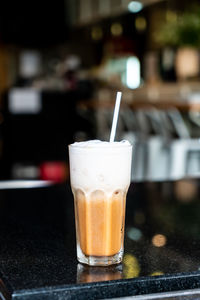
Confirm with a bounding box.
[77,247,123,266]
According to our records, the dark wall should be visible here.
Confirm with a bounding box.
[0,1,68,46]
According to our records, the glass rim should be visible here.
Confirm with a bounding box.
[68,142,133,150]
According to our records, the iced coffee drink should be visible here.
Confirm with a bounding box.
[69,140,132,266]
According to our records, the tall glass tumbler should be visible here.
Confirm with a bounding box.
[69,141,132,266]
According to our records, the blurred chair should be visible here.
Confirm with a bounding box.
[167,108,190,139]
[141,109,171,181]
[121,108,147,182]
[121,107,170,182]
[167,109,200,179]
[96,105,200,182]
[169,139,200,179]
[137,108,200,181]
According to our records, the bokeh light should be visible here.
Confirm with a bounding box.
[110,23,123,36]
[152,234,167,247]
[91,26,103,41]
[123,254,140,278]
[128,1,143,13]
[135,16,147,32]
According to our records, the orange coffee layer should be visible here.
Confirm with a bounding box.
[74,189,126,257]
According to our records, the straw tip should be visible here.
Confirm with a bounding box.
[109,91,123,142]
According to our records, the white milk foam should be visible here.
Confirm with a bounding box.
[71,140,131,148]
[69,140,132,195]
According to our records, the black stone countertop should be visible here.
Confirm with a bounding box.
[0,179,200,299]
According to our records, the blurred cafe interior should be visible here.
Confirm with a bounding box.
[0,0,200,183]
[2,1,200,299]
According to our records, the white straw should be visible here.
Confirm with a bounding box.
[109,92,122,142]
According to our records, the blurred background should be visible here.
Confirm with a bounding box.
[1,0,200,182]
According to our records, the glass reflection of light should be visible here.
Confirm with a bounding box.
[127,227,142,241]
[152,234,167,247]
[76,264,122,283]
[123,254,140,278]
[150,271,164,276]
